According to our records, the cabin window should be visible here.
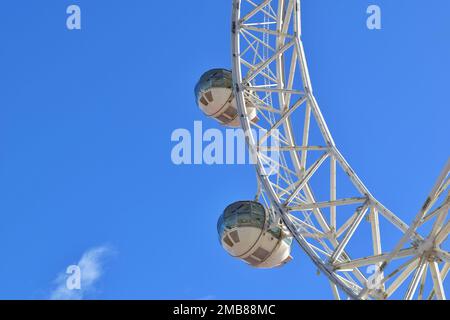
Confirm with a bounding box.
[244,256,260,266]
[217,114,230,124]
[223,235,233,247]
[200,96,208,106]
[253,247,270,261]
[223,106,237,118]
[205,91,214,102]
[229,230,240,243]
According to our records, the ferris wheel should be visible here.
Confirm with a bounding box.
[195,0,449,300]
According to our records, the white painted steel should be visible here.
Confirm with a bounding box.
[230,0,449,299]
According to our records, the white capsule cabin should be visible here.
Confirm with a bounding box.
[217,201,293,268]
[195,69,257,127]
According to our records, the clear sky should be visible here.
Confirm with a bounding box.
[0,0,448,299]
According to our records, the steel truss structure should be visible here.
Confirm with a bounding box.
[231,0,449,299]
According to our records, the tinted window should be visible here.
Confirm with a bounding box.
[223,235,233,247]
[230,230,240,243]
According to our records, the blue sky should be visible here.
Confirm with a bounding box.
[0,0,448,299]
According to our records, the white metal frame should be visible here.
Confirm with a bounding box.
[231,0,449,300]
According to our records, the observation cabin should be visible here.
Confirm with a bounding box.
[194,69,258,127]
[217,201,293,268]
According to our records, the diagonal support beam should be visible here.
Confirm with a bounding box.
[289,197,367,211]
[404,258,427,300]
[333,248,417,271]
[259,96,307,145]
[330,202,370,263]
[385,258,419,299]
[240,0,274,23]
[380,160,450,273]
[427,263,449,300]
[243,40,295,83]
[284,152,329,206]
[429,261,446,300]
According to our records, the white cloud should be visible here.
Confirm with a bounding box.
[50,245,114,300]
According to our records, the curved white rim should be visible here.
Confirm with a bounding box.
[231,0,449,300]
